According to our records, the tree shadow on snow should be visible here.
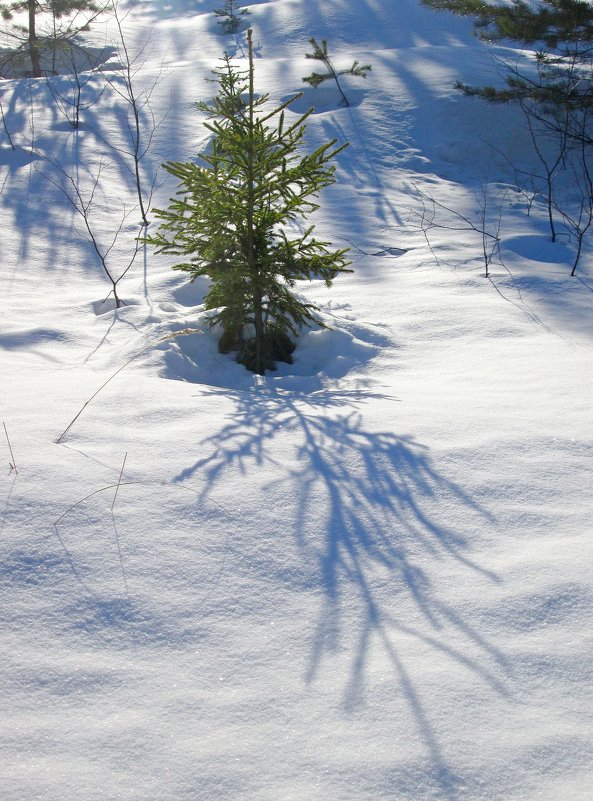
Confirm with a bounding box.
[175,384,506,799]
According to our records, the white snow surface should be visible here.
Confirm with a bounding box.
[1,1,593,800]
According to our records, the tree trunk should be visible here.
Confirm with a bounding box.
[245,29,264,373]
[252,285,265,374]
[571,234,583,276]
[28,0,42,78]
[333,73,350,107]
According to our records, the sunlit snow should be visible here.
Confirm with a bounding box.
[1,1,592,800]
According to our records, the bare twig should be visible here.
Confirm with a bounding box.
[111,452,128,511]
[55,329,200,442]
[340,238,407,257]
[45,46,108,129]
[56,349,145,443]
[53,481,140,525]
[99,2,167,227]
[3,422,18,474]
[411,184,506,277]
[52,478,233,608]
[35,154,140,306]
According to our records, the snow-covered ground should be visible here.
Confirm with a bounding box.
[1,1,592,799]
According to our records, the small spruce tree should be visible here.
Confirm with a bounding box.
[213,0,249,34]
[303,37,371,107]
[149,29,351,374]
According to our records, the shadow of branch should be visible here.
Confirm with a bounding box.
[175,383,505,799]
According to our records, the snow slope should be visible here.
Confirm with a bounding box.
[1,1,592,800]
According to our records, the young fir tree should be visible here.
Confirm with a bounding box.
[148,29,351,375]
[303,37,371,107]
[213,0,249,34]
